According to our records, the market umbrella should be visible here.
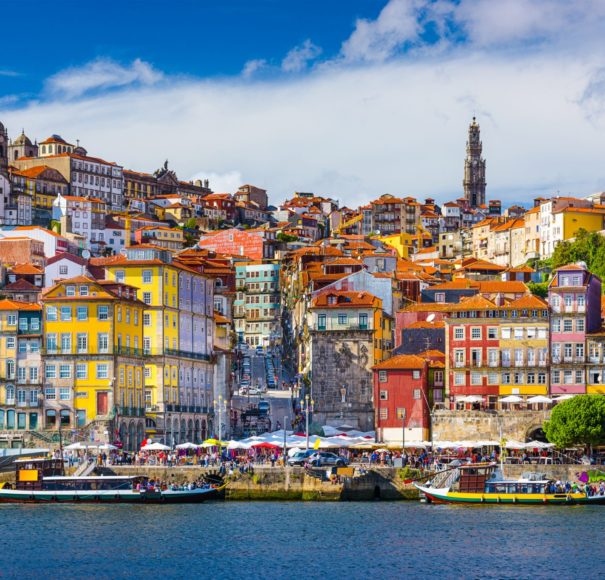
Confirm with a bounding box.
[500,395,523,403]
[505,440,526,450]
[141,442,170,451]
[176,442,198,450]
[464,395,484,403]
[527,395,552,404]
[98,444,118,451]
[553,394,575,401]
[251,442,281,449]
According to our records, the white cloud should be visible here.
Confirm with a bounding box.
[340,0,424,63]
[46,58,163,99]
[242,59,268,79]
[3,2,605,209]
[281,40,322,73]
[189,170,244,194]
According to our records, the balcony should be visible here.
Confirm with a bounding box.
[114,346,144,357]
[454,361,465,368]
[514,360,524,367]
[313,324,372,332]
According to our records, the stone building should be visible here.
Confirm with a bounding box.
[9,130,38,161]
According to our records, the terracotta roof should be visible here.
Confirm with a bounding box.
[10,264,43,275]
[477,281,528,293]
[0,298,41,311]
[429,279,479,291]
[372,354,426,370]
[408,320,445,328]
[311,291,382,309]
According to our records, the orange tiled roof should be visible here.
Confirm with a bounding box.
[0,299,41,311]
[311,290,382,308]
[372,354,426,370]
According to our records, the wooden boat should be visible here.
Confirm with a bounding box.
[0,458,224,504]
[415,463,605,505]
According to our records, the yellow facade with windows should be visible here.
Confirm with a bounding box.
[42,277,145,427]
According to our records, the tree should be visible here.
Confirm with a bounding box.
[544,395,605,448]
[551,229,605,284]
[276,232,298,243]
[527,281,548,298]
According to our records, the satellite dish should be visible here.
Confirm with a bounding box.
[426,313,436,323]
[82,250,91,260]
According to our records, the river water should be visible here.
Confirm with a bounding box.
[1,501,602,579]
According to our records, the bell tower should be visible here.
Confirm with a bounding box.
[463,117,486,208]
[0,121,8,174]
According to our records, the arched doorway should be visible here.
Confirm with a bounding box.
[136,423,144,449]
[201,420,207,441]
[119,422,127,448]
[180,419,186,443]
[194,420,200,443]
[172,418,179,445]
[526,427,548,443]
[187,419,193,442]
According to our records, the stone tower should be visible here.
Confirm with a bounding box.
[0,121,8,174]
[9,130,38,161]
[463,117,486,208]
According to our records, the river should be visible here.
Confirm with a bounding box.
[1,502,602,579]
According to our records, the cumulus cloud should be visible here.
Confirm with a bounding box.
[3,1,605,208]
[281,40,322,73]
[189,170,244,194]
[241,59,268,79]
[46,58,163,99]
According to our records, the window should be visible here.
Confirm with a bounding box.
[17,367,26,383]
[576,370,584,384]
[576,344,584,358]
[513,372,524,384]
[577,319,585,332]
[59,365,71,379]
[144,367,151,379]
[143,313,151,326]
[379,408,388,420]
[45,387,56,400]
[435,292,445,303]
[7,314,16,326]
[454,327,464,340]
[552,319,561,333]
[97,306,109,320]
[59,388,70,401]
[59,266,68,275]
[45,364,56,379]
[77,334,88,353]
[79,285,89,296]
[143,292,152,305]
[142,270,153,283]
[115,270,125,283]
[75,364,87,379]
[552,370,560,384]
[96,364,109,379]
[563,319,573,333]
[98,333,109,353]
[564,294,573,307]
[378,370,387,383]
[413,389,421,399]
[501,372,511,384]
[527,372,535,384]
[412,370,421,379]
[527,327,536,339]
[471,372,482,385]
[30,368,38,382]
[487,327,497,340]
[65,285,76,296]
[46,306,57,321]
[538,372,546,384]
[18,318,28,332]
[514,328,523,340]
[577,294,585,308]
[470,327,481,340]
[379,390,388,400]
[454,372,465,386]
[337,314,348,325]
[18,341,27,354]
[60,306,71,321]
[76,306,88,321]
[501,327,511,339]
[6,337,15,350]
[60,333,71,352]
[487,371,498,385]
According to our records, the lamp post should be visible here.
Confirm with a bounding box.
[301,394,314,451]
[340,385,347,420]
[214,395,227,444]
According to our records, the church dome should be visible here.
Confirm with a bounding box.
[13,131,32,147]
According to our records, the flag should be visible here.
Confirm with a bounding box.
[313,438,321,450]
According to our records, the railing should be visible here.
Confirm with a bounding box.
[114,346,144,357]
[313,324,371,332]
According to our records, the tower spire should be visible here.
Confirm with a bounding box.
[463,117,486,208]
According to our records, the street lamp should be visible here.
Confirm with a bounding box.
[401,408,407,459]
[301,394,314,450]
[213,395,227,444]
[340,385,347,420]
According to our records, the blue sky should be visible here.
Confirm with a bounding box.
[2,1,605,208]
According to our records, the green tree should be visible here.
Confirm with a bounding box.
[276,232,299,243]
[527,281,548,298]
[544,395,605,448]
[550,229,605,285]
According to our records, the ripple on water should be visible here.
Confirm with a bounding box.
[0,502,603,580]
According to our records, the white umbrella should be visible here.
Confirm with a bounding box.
[505,440,526,449]
[98,444,118,451]
[524,440,554,449]
[227,440,250,450]
[500,395,523,403]
[176,442,198,450]
[141,442,170,451]
[553,394,575,401]
[464,395,484,403]
[527,395,552,404]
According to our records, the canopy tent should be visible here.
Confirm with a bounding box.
[527,395,553,404]
[458,395,483,403]
[141,442,170,451]
[175,442,199,450]
[500,395,524,403]
[524,440,554,449]
[251,442,281,449]
[65,441,114,450]
[504,440,526,450]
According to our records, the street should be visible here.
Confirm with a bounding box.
[232,352,293,432]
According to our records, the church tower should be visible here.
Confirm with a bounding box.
[0,121,8,174]
[463,117,486,208]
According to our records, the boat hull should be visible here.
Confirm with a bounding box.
[0,486,223,504]
[416,484,605,505]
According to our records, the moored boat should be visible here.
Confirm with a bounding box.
[0,458,224,504]
[415,463,605,505]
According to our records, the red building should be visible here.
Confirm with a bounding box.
[201,193,236,222]
[198,228,275,260]
[372,354,430,443]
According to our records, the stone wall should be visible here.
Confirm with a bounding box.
[432,409,551,442]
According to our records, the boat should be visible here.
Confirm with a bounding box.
[415,463,605,505]
[0,458,225,504]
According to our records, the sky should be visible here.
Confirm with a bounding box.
[2,0,605,208]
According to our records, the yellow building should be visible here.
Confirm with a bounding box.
[105,245,216,445]
[42,276,146,449]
